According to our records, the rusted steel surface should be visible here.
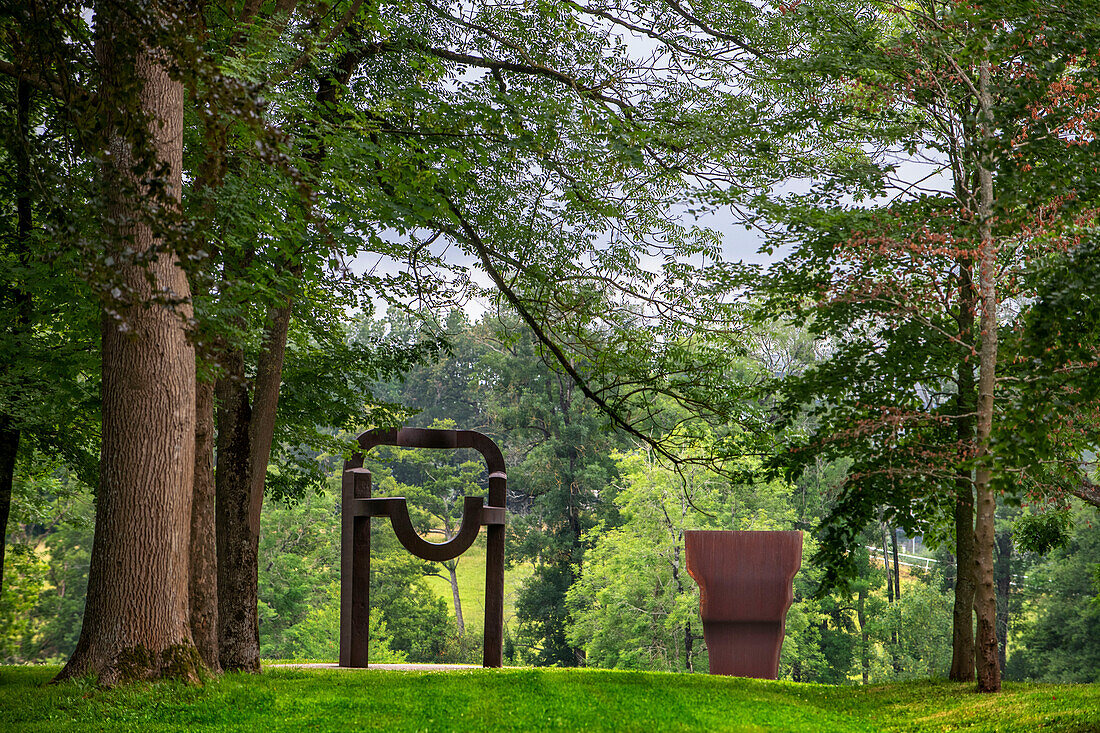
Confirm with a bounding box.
[684,530,803,679]
[339,427,507,669]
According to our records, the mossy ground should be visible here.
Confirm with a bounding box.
[2,665,1097,732]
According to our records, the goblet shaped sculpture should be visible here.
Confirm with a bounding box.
[685,530,803,678]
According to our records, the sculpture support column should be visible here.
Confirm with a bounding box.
[685,530,803,679]
[340,468,372,667]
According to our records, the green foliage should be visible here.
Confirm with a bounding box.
[1007,507,1100,682]
[367,531,460,663]
[1014,509,1074,556]
[866,572,954,681]
[257,481,410,663]
[0,544,45,662]
[1000,230,1100,504]
[566,449,799,674]
[0,468,93,664]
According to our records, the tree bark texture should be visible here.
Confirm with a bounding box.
[57,1,200,684]
[950,260,977,682]
[972,57,1002,693]
[191,377,219,671]
[215,347,257,672]
[216,304,292,672]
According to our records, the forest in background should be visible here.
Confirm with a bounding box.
[2,0,1100,695]
[4,309,1098,684]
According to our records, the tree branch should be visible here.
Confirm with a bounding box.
[445,198,682,466]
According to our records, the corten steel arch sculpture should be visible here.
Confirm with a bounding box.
[684,530,802,679]
[339,427,507,668]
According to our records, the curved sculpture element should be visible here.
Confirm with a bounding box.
[685,530,803,679]
[340,427,507,669]
[352,496,486,562]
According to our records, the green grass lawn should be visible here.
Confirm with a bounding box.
[2,665,1098,732]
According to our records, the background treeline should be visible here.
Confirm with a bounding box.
[4,309,1097,684]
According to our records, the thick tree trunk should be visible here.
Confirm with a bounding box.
[973,58,1002,693]
[950,262,977,682]
[57,2,200,684]
[191,377,219,671]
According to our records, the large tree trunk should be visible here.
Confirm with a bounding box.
[950,260,977,682]
[973,57,1002,693]
[57,1,200,684]
[191,377,219,671]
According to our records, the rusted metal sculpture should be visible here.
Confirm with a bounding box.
[684,530,803,679]
[339,427,507,668]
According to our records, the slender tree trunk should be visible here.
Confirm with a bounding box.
[973,57,1002,693]
[994,529,1012,673]
[212,40,355,676]
[189,91,227,675]
[247,304,291,535]
[881,519,900,673]
[216,304,292,672]
[57,1,200,683]
[0,79,32,598]
[191,377,219,671]
[857,584,869,684]
[950,261,977,682]
[215,347,257,672]
[685,621,694,673]
[0,417,18,600]
[881,521,894,604]
[890,526,901,600]
[446,560,466,635]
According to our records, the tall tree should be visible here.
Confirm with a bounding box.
[56,0,200,683]
[751,0,1100,691]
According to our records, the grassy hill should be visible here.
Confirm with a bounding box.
[419,533,533,635]
[3,665,1098,732]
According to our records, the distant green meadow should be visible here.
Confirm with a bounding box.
[2,665,1098,732]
